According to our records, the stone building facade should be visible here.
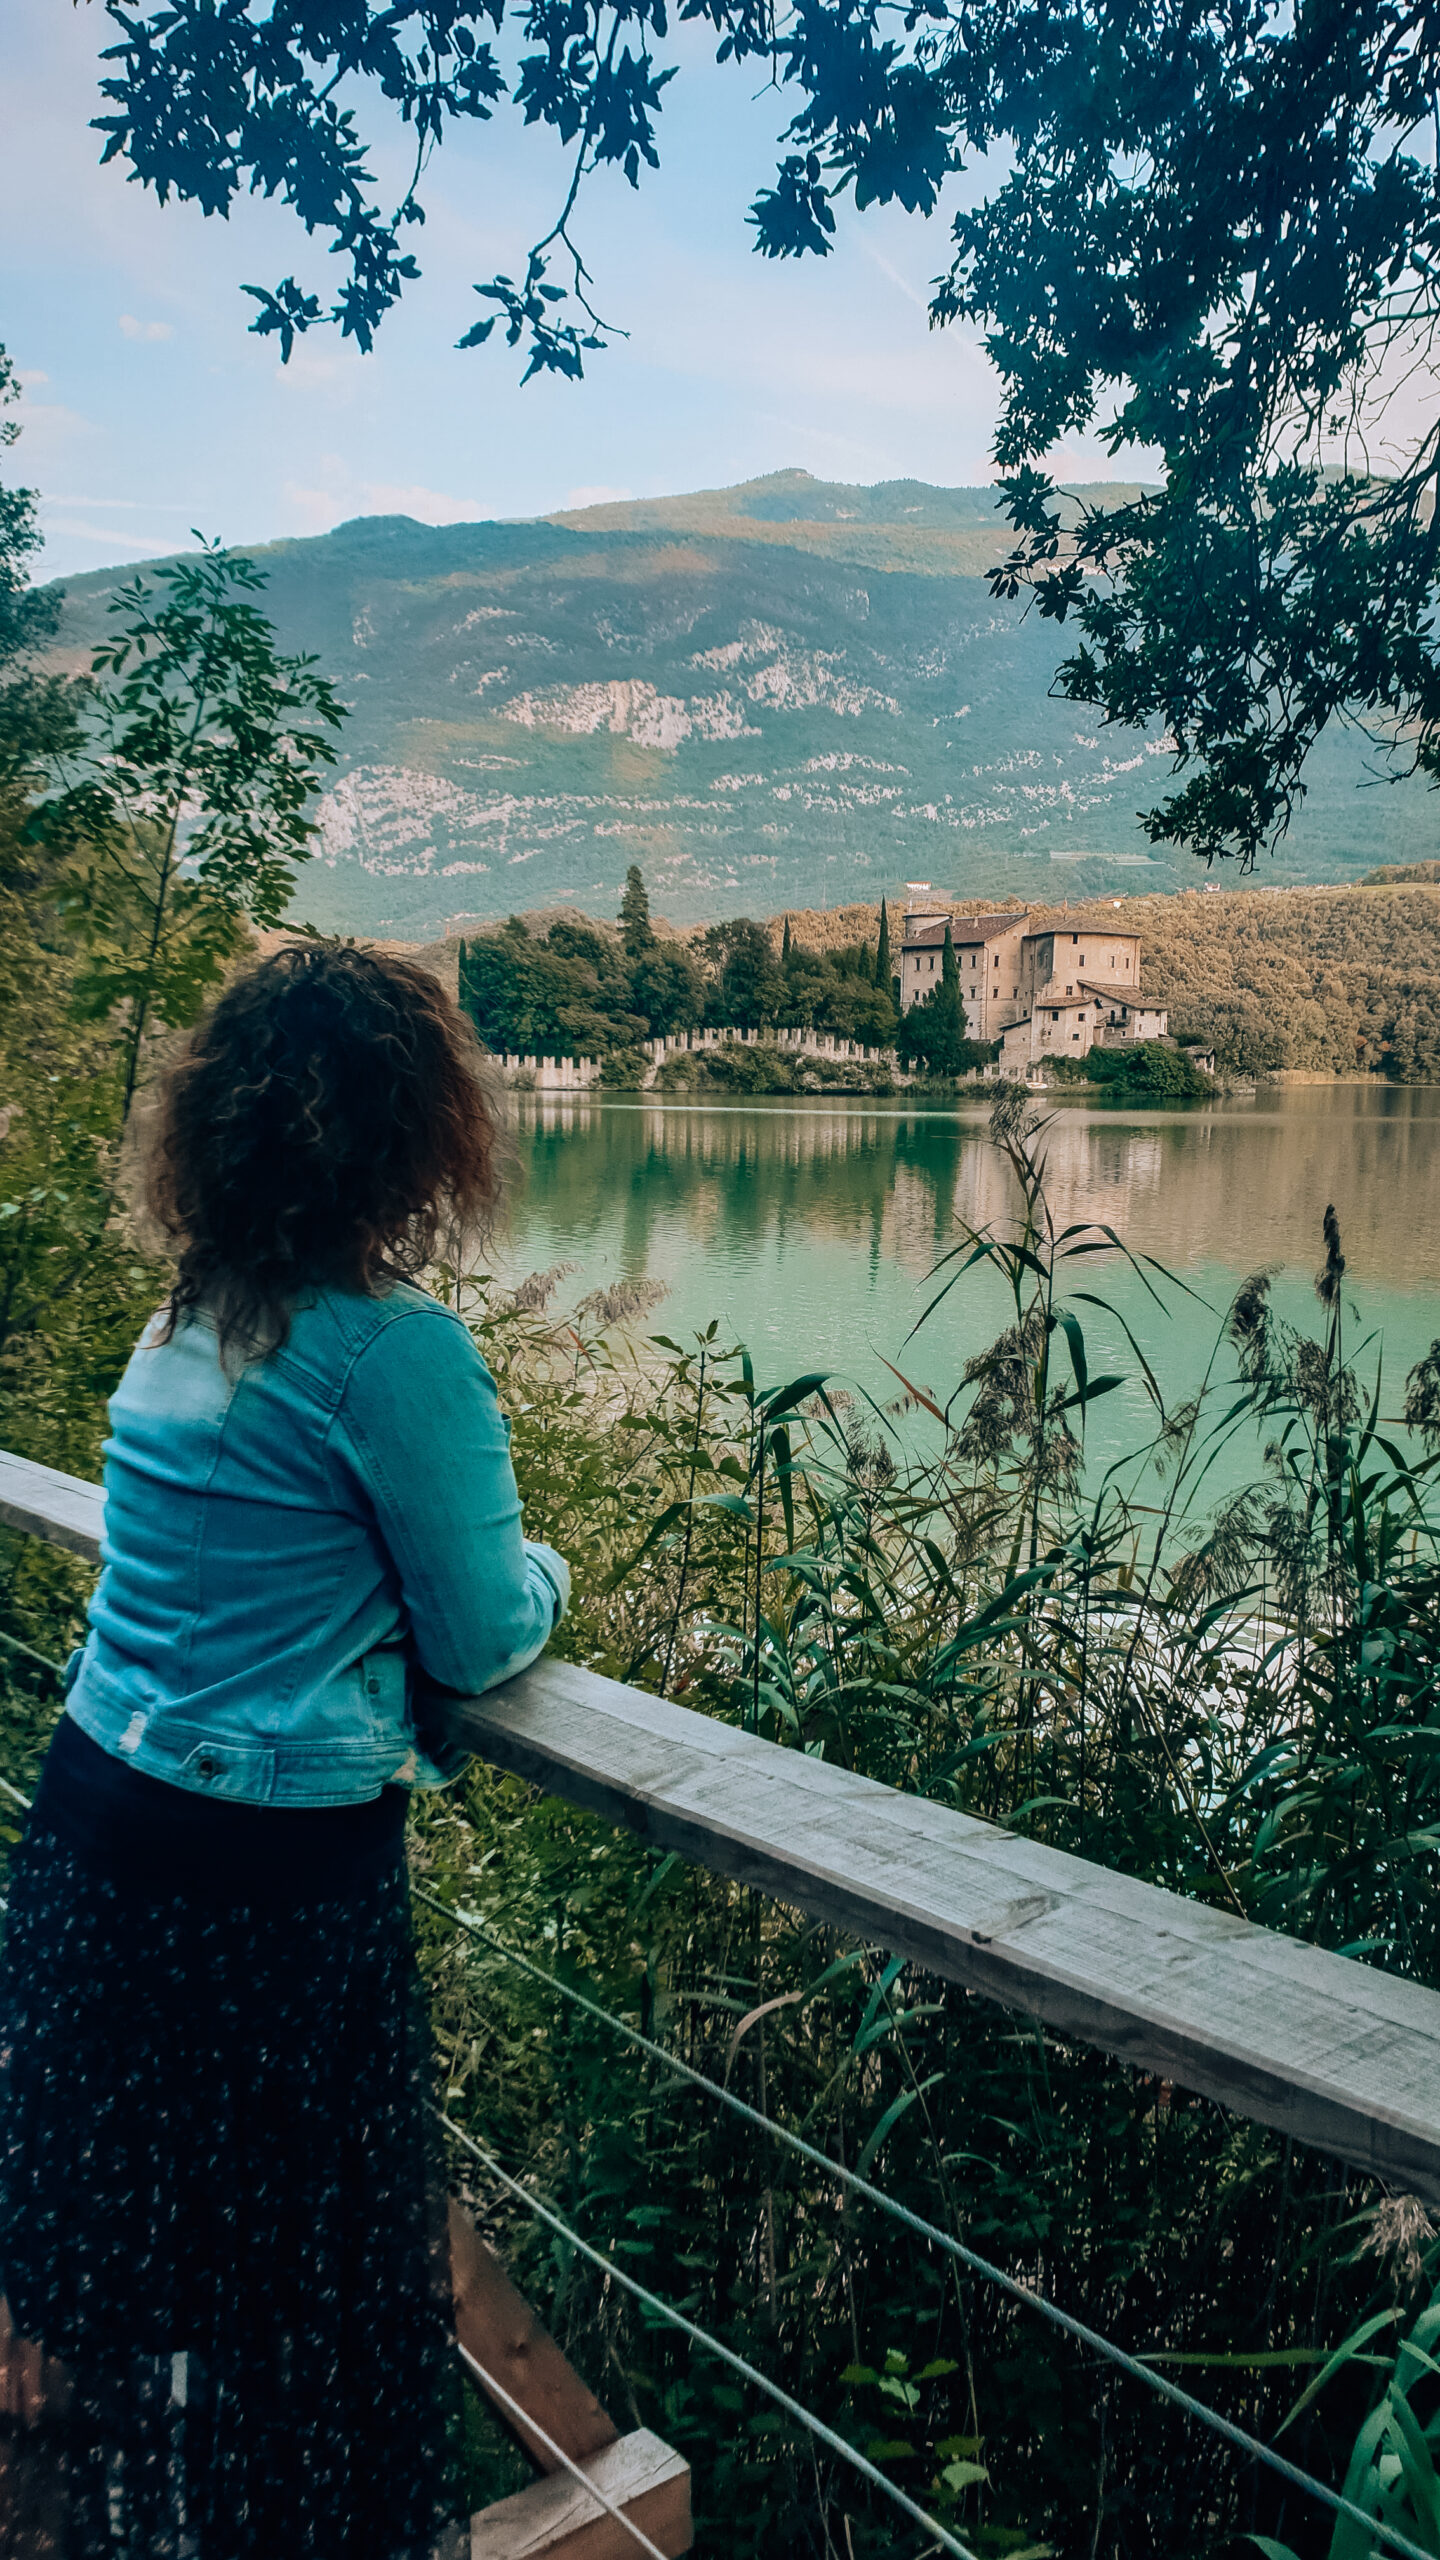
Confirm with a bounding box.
[899,895,1169,1069]
[898,901,1031,1042]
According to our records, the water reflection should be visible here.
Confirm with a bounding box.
[503,1090,1440,1473]
[507,1090,1434,1495]
[513,1087,1440,1295]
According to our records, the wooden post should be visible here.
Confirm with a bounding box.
[468,2429,692,2559]
[450,2201,616,2475]
[450,2205,692,2556]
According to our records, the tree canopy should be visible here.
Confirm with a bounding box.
[84,0,1440,872]
[0,343,347,1509]
[459,885,901,1054]
[896,918,983,1075]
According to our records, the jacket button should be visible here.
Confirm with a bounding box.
[366,1679,380,1696]
[196,1755,216,1780]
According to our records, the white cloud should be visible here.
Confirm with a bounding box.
[282,468,481,533]
[119,314,175,342]
[42,516,182,552]
[17,369,49,387]
[42,493,189,511]
[283,479,346,533]
[564,484,635,509]
[14,395,100,442]
[361,480,481,524]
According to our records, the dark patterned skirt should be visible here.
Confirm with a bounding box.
[0,1718,465,2559]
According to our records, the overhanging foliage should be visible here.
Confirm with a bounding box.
[86,0,1440,865]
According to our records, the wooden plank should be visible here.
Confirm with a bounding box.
[468,2429,692,2560]
[449,2199,617,2475]
[453,1655,1440,2202]
[0,1450,103,1564]
[6,1447,1440,2198]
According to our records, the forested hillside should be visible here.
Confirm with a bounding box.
[46,474,1438,938]
[768,883,1440,1077]
[1123,886,1440,1077]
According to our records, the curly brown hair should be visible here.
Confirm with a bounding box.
[145,943,505,1357]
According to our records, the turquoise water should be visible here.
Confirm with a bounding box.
[500,1086,1440,1485]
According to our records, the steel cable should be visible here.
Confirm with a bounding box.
[455,2340,672,2559]
[439,2109,983,2560]
[420,1888,1433,2560]
[0,1747,1423,2554]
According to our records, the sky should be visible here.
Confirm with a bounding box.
[1,0,1134,578]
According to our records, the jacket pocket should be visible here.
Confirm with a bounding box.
[360,1643,409,1736]
[178,1737,279,1801]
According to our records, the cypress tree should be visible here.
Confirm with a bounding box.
[876,896,891,996]
[619,863,655,961]
[899,917,969,1076]
[782,916,792,964]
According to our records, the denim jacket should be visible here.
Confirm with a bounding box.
[64,1282,570,1807]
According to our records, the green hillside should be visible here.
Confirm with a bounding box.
[45,473,1438,937]
[771,881,1440,1078]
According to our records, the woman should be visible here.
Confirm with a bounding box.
[0,944,569,2558]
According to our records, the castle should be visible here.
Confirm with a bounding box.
[899,891,1168,1070]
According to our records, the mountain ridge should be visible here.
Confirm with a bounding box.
[44,473,1435,936]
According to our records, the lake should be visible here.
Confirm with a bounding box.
[500,1085,1440,1487]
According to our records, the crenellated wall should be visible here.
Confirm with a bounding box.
[492,1026,932,1090]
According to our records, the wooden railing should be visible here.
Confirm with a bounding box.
[6,1444,1440,2545]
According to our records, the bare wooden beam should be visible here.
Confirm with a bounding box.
[449,2200,617,2475]
[6,1448,1440,2200]
[0,1451,102,1564]
[454,1655,1440,2203]
[468,2429,692,2560]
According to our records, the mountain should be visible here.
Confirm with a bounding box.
[45,471,1437,937]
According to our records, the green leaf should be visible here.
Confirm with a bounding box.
[1276,2308,1403,2434]
[855,2074,943,2180]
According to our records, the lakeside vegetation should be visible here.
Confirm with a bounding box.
[459,869,997,1082]
[414,1107,1440,2557]
[1048,1044,1217,1100]
[766,884,1440,1083]
[456,873,1440,1094]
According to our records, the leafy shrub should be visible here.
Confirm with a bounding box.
[1052,1042,1216,1098]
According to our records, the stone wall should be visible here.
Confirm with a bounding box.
[493,1026,909,1091]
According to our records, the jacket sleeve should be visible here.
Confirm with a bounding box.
[332,1305,570,1697]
